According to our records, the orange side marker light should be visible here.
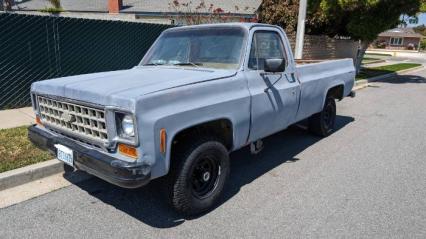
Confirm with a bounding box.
[160,128,167,155]
[35,115,43,126]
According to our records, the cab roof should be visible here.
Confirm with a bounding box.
[164,23,282,32]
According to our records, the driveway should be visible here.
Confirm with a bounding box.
[1,70,426,238]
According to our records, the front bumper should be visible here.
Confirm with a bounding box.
[28,125,151,188]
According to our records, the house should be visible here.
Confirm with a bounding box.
[374,28,424,50]
[9,0,261,24]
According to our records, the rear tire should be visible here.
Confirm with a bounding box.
[309,97,336,137]
[169,138,230,216]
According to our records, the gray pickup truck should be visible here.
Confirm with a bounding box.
[29,23,355,215]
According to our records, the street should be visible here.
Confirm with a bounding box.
[1,69,426,238]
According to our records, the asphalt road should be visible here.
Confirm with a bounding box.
[1,70,426,238]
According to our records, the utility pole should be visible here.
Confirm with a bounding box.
[295,0,307,59]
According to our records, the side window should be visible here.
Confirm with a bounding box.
[248,31,286,70]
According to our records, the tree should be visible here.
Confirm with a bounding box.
[168,0,256,25]
[169,0,229,25]
[259,0,423,72]
[414,24,426,35]
[258,1,300,32]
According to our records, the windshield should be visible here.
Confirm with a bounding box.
[141,27,246,70]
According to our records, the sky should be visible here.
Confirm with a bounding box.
[408,13,426,26]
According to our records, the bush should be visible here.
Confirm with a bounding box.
[407,43,415,50]
[373,40,387,49]
[49,0,61,9]
[40,0,62,13]
[40,7,64,14]
[420,39,426,51]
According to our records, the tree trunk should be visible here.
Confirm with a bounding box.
[355,41,370,74]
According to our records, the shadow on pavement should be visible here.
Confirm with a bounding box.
[65,115,354,228]
[373,74,426,84]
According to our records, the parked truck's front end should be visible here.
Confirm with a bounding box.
[28,91,153,188]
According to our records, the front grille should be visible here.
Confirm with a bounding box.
[37,96,108,145]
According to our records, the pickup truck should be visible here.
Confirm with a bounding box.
[28,23,355,215]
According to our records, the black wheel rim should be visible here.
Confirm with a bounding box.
[323,102,335,130]
[191,155,221,199]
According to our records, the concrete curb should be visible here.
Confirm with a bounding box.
[362,59,386,65]
[354,65,425,91]
[0,159,63,191]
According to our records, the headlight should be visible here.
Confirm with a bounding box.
[109,109,138,146]
[121,115,135,137]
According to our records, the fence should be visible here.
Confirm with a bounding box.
[0,13,171,109]
[287,34,359,62]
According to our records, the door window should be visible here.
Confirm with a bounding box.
[248,31,286,70]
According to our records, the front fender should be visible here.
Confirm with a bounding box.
[135,74,251,179]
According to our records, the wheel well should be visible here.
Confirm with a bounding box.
[171,119,234,154]
[327,85,344,100]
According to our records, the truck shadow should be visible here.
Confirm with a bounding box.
[66,115,354,228]
[372,74,426,84]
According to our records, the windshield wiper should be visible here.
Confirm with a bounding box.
[173,62,203,67]
[143,62,165,66]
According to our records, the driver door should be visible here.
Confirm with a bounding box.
[246,29,300,141]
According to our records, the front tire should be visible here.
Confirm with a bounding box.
[170,138,230,215]
[309,97,336,137]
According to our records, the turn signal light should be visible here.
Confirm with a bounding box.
[35,115,43,126]
[160,128,167,154]
[118,143,138,159]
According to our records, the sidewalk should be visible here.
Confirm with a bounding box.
[0,107,35,129]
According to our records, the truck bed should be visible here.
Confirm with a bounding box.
[295,59,328,65]
[295,59,349,65]
[294,58,356,122]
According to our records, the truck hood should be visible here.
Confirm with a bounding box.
[31,66,236,109]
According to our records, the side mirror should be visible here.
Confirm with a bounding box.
[264,58,286,73]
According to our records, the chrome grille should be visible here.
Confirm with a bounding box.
[37,96,108,144]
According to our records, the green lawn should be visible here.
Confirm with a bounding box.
[356,63,422,80]
[0,126,51,173]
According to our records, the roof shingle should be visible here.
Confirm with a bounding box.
[378,28,423,38]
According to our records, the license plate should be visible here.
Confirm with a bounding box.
[55,144,74,166]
